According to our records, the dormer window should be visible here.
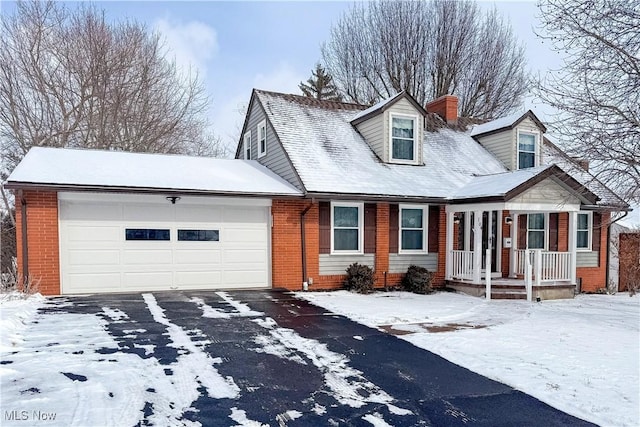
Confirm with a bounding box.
[517,131,537,169]
[390,113,418,163]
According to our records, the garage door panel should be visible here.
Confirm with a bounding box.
[66,225,120,242]
[123,250,173,265]
[223,249,266,264]
[61,203,122,221]
[123,271,173,288]
[175,271,221,286]
[60,198,270,293]
[68,250,119,266]
[174,249,221,265]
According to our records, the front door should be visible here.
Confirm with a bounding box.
[481,211,498,272]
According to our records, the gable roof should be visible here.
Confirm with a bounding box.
[470,110,547,138]
[350,91,428,125]
[5,147,302,197]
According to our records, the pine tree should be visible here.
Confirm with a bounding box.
[299,63,343,101]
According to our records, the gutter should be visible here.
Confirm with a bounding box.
[300,202,314,290]
[606,210,629,292]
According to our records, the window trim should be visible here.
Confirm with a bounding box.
[576,211,593,251]
[243,131,251,160]
[526,213,548,250]
[330,201,364,255]
[388,112,419,164]
[257,119,267,158]
[398,204,428,254]
[517,130,538,170]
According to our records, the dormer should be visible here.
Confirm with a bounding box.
[351,92,427,165]
[470,110,547,171]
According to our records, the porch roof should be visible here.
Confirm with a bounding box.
[450,164,599,205]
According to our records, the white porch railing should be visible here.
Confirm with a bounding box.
[514,249,572,283]
[451,250,474,280]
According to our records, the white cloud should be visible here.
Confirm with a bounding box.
[253,61,304,94]
[154,17,218,77]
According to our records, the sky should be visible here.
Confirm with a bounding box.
[0,0,637,226]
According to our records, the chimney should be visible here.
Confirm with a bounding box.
[576,158,589,171]
[425,95,458,123]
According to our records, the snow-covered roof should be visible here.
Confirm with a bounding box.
[452,165,553,200]
[256,90,508,200]
[6,147,302,196]
[350,91,405,123]
[469,110,545,137]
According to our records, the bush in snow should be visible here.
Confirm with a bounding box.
[343,263,375,294]
[401,265,434,294]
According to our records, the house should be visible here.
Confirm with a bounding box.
[5,89,630,298]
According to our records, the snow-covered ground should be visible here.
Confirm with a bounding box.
[297,290,640,427]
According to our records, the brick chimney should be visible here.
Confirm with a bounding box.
[425,95,458,123]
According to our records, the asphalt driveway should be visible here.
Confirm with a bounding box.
[3,290,593,426]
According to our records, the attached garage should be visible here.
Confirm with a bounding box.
[59,193,271,294]
[5,147,302,295]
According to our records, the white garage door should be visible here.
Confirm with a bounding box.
[58,193,271,294]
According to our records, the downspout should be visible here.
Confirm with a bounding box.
[606,211,629,292]
[300,202,313,290]
[19,190,28,281]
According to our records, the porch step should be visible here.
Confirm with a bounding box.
[489,291,527,300]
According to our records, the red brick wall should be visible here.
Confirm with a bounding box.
[558,213,569,252]
[15,190,60,295]
[577,211,609,292]
[501,211,511,277]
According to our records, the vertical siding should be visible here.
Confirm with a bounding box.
[477,131,514,170]
[242,98,304,191]
[355,115,385,161]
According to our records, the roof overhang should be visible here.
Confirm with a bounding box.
[471,110,547,139]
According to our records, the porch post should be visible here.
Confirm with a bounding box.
[568,211,578,285]
[510,213,518,278]
[473,210,482,284]
[446,210,454,280]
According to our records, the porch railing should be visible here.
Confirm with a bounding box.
[451,250,474,280]
[514,249,572,283]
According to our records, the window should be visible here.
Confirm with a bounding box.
[577,212,592,250]
[331,202,363,253]
[258,120,267,158]
[125,229,170,241]
[390,114,417,162]
[399,205,428,252]
[527,213,545,249]
[178,229,219,241]
[243,131,251,160]
[518,131,537,169]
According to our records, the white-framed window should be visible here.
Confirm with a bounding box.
[389,113,418,163]
[330,201,363,254]
[243,131,251,160]
[517,131,537,169]
[527,213,546,249]
[399,204,428,253]
[577,212,592,251]
[258,120,267,158]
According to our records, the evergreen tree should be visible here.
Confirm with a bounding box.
[299,63,343,101]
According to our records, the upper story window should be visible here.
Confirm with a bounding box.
[331,202,363,254]
[399,205,428,253]
[258,120,267,158]
[243,131,251,160]
[390,113,417,163]
[518,131,537,169]
[577,212,592,250]
[527,213,546,249]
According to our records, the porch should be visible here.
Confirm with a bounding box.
[446,277,576,300]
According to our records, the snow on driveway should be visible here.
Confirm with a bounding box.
[297,290,640,427]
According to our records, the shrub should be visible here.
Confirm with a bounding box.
[343,263,375,294]
[401,265,434,294]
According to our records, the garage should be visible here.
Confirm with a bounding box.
[59,193,271,294]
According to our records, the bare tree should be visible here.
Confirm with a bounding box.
[299,63,343,101]
[535,0,640,203]
[322,0,527,117]
[0,0,222,175]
